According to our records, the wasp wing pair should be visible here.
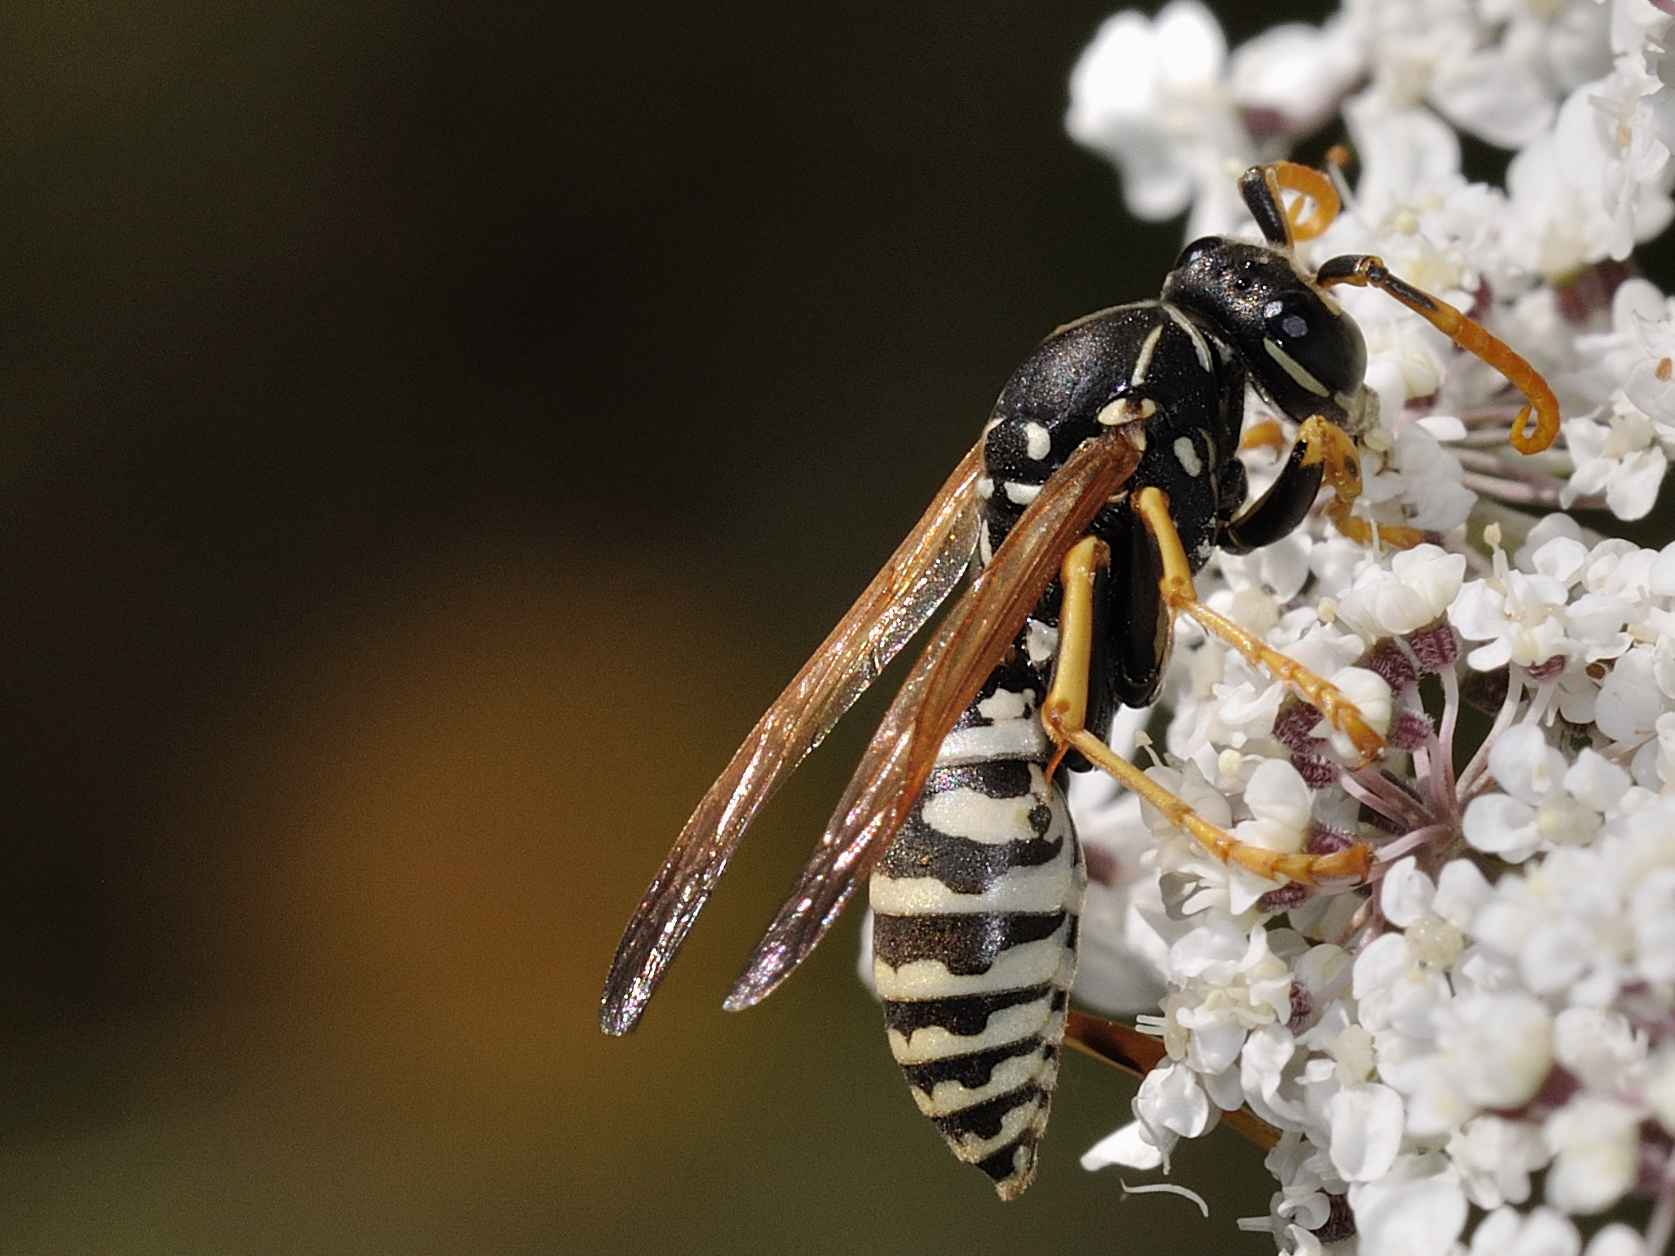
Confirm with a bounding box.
[599,429,1142,1036]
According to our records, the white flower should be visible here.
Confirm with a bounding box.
[1506,56,1675,271]
[1403,992,1556,1136]
[1448,1116,1545,1209]
[1597,645,1669,743]
[1355,411,1474,535]
[1337,543,1467,639]
[1081,1120,1165,1172]
[1467,1207,1584,1256]
[1162,920,1293,1072]
[1451,548,1581,671]
[1561,393,1670,521]
[1630,865,1675,982]
[1065,2,1242,227]
[1462,724,1599,862]
[1231,758,1313,856]
[1327,1082,1404,1181]
[1229,17,1362,141]
[1544,1097,1640,1214]
[1311,668,1392,761]
[1133,1059,1218,1164]
[1563,277,1673,414]
[1350,1158,1468,1256]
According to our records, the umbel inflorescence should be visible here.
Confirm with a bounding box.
[966,3,1675,1253]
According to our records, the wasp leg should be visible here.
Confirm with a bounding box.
[1221,424,1326,555]
[1293,414,1421,550]
[1239,161,1341,251]
[1228,414,1423,553]
[1298,413,1425,550]
[1064,1011,1282,1151]
[1238,418,1287,455]
[1135,486,1387,767]
[1315,253,1561,454]
[1041,536,1369,884]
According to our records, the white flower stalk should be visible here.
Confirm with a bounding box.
[1039,4,1675,1254]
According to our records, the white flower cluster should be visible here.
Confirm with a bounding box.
[1057,3,1675,1253]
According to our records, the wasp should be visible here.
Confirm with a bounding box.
[599,161,1558,1198]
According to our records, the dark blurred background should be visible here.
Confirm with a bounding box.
[7,3,1658,1254]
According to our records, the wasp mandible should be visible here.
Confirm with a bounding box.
[599,161,1559,1198]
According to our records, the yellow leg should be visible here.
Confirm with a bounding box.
[1239,418,1287,455]
[1040,537,1370,885]
[1296,414,1425,550]
[1134,486,1388,767]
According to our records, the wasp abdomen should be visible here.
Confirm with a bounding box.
[869,698,1084,1200]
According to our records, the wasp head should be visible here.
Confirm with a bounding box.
[1162,238,1376,437]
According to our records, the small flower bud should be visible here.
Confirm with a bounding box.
[1285,979,1314,1031]
[1310,1194,1356,1243]
[1292,752,1339,789]
[1389,709,1434,751]
[1274,698,1324,751]
[1405,618,1460,674]
[1259,882,1312,914]
[1365,640,1418,692]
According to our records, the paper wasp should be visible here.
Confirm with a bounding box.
[599,160,1558,1197]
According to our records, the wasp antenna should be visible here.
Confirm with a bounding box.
[1239,165,1295,250]
[1315,253,1561,454]
[1240,161,1344,252]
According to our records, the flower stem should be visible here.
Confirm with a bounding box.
[1458,670,1524,797]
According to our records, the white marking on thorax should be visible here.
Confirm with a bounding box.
[1163,303,1213,372]
[1023,422,1050,460]
[1096,396,1154,426]
[978,519,994,567]
[1263,338,1331,397]
[1173,435,1203,477]
[977,475,994,500]
[1130,325,1164,387]
[1003,480,1041,506]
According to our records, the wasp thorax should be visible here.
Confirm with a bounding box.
[1162,238,1369,432]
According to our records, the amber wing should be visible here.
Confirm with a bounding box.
[599,440,986,1035]
[724,429,1142,1011]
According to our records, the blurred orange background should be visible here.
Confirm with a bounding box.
[8,3,1669,1253]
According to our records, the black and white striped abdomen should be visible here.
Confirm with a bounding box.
[868,686,1084,1200]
